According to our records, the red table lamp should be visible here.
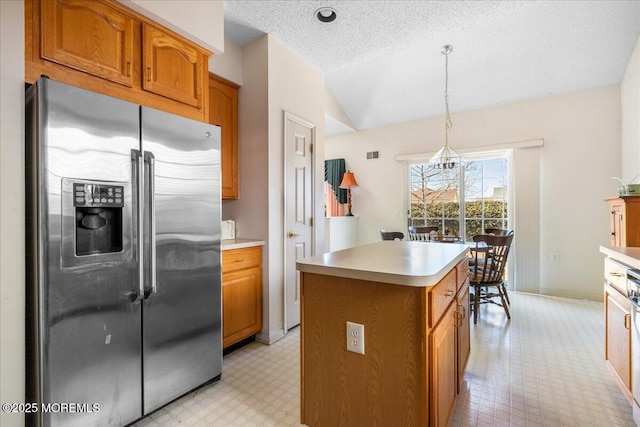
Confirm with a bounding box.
[339,171,359,216]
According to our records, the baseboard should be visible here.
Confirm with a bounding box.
[255,327,286,345]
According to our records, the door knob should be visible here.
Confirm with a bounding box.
[288,231,299,238]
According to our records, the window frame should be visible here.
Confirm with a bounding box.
[407,150,510,242]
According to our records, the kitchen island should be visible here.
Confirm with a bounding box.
[600,246,640,420]
[296,241,471,427]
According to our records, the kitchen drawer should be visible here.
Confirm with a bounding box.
[222,246,261,273]
[605,257,629,294]
[456,258,469,291]
[428,267,457,328]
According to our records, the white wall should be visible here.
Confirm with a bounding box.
[326,85,621,301]
[266,35,325,339]
[224,35,325,343]
[0,2,25,426]
[209,38,244,85]
[222,36,271,336]
[325,87,355,129]
[621,34,640,183]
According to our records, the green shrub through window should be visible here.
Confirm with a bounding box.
[409,155,508,242]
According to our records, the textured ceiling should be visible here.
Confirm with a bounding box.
[224,0,640,133]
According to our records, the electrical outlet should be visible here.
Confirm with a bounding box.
[346,321,365,354]
[551,252,560,263]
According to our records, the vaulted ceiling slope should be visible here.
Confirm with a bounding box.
[224,1,640,132]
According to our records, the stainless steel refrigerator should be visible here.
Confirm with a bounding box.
[25,77,222,427]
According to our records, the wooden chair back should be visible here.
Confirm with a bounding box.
[407,226,438,241]
[485,228,514,236]
[469,234,514,284]
[380,230,404,241]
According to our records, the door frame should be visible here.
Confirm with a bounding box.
[283,111,316,333]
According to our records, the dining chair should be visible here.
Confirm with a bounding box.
[407,226,438,241]
[468,233,514,324]
[380,230,404,241]
[484,227,514,236]
[471,228,514,303]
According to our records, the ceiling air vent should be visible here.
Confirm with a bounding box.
[366,151,379,160]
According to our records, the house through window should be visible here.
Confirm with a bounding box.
[409,153,509,242]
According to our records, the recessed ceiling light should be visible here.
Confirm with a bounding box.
[316,7,337,23]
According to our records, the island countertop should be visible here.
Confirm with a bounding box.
[296,240,469,287]
[600,245,640,269]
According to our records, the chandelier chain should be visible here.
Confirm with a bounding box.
[444,49,452,146]
[429,44,460,170]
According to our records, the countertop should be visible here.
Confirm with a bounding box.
[221,238,265,251]
[600,246,640,270]
[296,240,469,287]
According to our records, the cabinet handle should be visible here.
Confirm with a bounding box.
[454,310,463,328]
[445,290,454,297]
[126,62,131,77]
[625,314,631,330]
[234,258,245,263]
[458,304,466,319]
[147,67,152,81]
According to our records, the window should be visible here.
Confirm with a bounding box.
[409,153,509,242]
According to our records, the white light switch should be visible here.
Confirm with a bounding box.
[346,321,365,355]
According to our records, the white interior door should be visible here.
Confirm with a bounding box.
[284,112,314,330]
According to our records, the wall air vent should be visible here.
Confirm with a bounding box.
[366,151,379,160]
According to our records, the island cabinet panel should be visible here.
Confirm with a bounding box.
[456,279,471,393]
[429,268,457,328]
[429,302,457,427]
[301,273,427,427]
[208,74,239,199]
[142,23,206,108]
[40,0,135,87]
[604,284,632,401]
[455,258,469,291]
[222,247,262,348]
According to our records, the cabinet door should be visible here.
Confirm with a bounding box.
[456,280,471,393]
[605,286,632,395]
[430,302,457,427]
[610,202,624,247]
[222,266,262,348]
[208,75,239,199]
[142,23,206,108]
[40,0,134,86]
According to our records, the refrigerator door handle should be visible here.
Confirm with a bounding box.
[144,151,157,298]
[131,149,145,303]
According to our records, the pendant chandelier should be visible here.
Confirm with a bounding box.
[429,44,461,170]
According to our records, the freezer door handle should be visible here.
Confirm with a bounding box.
[144,151,157,298]
[131,149,145,303]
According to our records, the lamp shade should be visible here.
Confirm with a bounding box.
[339,171,358,188]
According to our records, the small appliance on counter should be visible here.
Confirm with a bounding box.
[222,220,236,240]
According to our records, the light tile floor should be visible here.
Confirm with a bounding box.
[134,292,635,427]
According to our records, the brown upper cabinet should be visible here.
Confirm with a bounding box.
[606,196,640,247]
[27,0,211,122]
[40,0,135,87]
[142,23,206,108]
[208,74,239,199]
